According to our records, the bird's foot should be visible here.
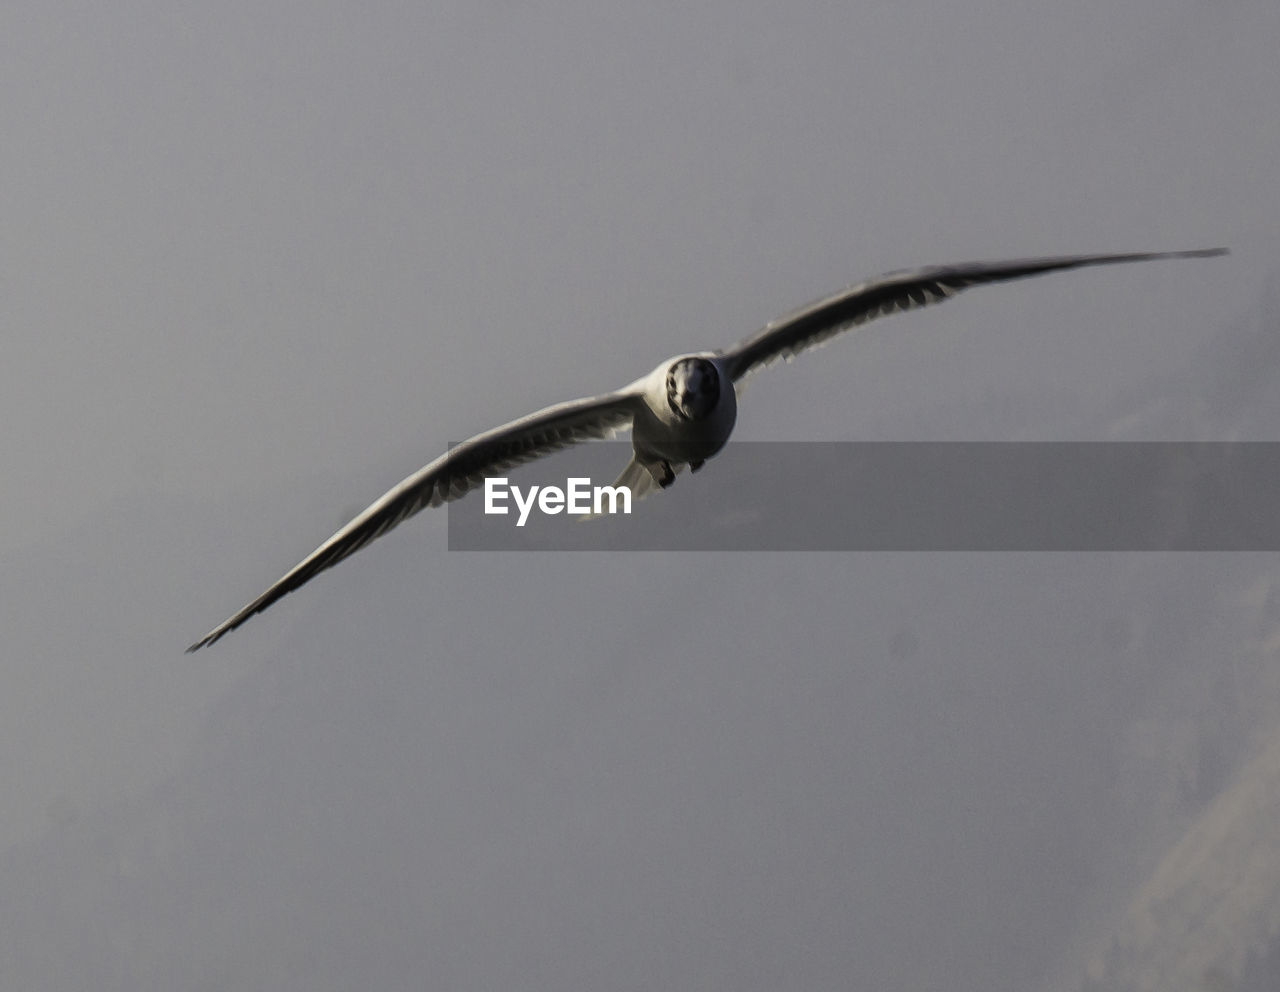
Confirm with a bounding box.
[654,461,676,489]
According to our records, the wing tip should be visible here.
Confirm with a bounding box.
[186,623,230,653]
[1173,247,1229,258]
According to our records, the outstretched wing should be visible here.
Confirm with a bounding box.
[718,248,1227,383]
[188,389,642,651]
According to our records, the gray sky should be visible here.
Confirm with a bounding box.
[3,1,1280,990]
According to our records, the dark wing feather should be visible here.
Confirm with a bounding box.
[718,248,1227,382]
[188,390,641,651]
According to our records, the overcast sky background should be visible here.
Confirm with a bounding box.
[3,1,1280,990]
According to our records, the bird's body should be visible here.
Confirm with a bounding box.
[188,247,1227,650]
[628,354,738,487]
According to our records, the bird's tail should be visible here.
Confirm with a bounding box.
[577,454,673,520]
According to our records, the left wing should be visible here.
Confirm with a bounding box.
[718,249,1227,383]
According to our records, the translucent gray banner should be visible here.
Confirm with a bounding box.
[445,442,1280,551]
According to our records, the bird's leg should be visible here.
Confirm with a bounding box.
[653,460,676,489]
[689,459,705,473]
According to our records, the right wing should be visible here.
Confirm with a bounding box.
[188,388,643,651]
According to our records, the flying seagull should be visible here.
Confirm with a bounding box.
[188,247,1226,650]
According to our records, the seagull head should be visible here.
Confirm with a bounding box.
[666,357,722,422]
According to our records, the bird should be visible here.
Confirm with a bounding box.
[188,247,1227,650]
